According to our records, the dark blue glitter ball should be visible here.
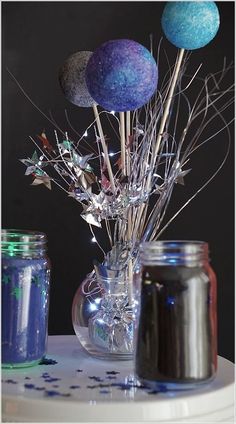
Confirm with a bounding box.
[86,39,158,112]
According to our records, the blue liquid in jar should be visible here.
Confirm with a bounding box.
[2,256,50,367]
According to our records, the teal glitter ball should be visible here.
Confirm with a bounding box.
[161,1,220,50]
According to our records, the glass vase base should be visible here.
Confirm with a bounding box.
[2,359,41,369]
[74,326,133,361]
[87,350,133,361]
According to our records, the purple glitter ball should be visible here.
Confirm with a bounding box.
[85,39,158,112]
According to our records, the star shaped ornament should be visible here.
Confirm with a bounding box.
[175,168,191,186]
[37,132,54,152]
[20,151,46,176]
[77,170,96,190]
[80,211,102,227]
[68,187,91,202]
[72,151,94,171]
[58,140,73,153]
[20,151,39,171]
[31,175,52,190]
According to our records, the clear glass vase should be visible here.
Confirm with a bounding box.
[72,271,137,360]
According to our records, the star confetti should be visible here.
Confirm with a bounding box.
[32,275,41,287]
[11,287,23,300]
[37,132,54,152]
[2,274,11,285]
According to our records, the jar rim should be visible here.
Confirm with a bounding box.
[140,240,207,247]
[140,240,208,252]
[139,240,209,265]
[1,229,47,245]
[1,229,47,257]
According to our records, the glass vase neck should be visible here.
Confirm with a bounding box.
[97,274,129,295]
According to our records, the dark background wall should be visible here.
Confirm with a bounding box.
[2,2,234,361]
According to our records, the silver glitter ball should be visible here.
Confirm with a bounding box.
[59,51,95,108]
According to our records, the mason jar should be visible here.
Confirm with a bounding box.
[135,241,217,390]
[1,230,51,368]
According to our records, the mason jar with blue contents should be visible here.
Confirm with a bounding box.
[1,230,51,368]
[135,241,217,390]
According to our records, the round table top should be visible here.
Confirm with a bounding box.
[2,335,235,423]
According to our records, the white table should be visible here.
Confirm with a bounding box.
[2,335,235,423]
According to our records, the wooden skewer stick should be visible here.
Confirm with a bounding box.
[127,258,133,306]
[119,112,127,176]
[125,110,132,302]
[127,205,134,305]
[126,111,131,176]
[153,48,185,160]
[93,104,116,193]
[134,50,185,242]
[145,48,185,194]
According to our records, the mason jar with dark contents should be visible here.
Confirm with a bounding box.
[135,241,217,390]
[1,230,51,368]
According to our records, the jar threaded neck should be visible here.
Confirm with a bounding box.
[1,230,47,257]
[140,241,209,266]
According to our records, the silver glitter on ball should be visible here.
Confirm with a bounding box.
[59,51,95,108]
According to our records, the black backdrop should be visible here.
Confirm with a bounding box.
[2,1,235,362]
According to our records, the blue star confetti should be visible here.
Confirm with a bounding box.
[39,357,58,365]
[4,379,18,384]
[41,373,50,378]
[24,384,35,389]
[44,378,61,383]
[106,375,117,380]
[44,390,60,397]
[89,376,104,382]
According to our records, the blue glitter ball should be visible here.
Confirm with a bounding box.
[85,39,158,112]
[161,2,220,50]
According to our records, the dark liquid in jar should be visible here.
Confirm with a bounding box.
[135,265,217,384]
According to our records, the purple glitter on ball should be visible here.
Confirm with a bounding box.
[86,39,158,112]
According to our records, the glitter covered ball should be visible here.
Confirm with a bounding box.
[59,51,95,108]
[161,1,220,50]
[85,39,158,112]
